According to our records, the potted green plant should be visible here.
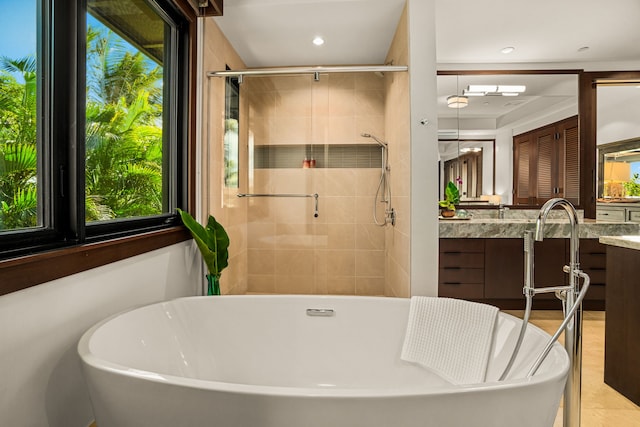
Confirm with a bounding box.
[439,181,460,217]
[177,209,230,295]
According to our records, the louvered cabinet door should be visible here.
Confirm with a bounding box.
[535,127,556,203]
[513,115,579,206]
[513,133,535,204]
[561,117,580,205]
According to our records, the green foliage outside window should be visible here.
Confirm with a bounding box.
[0,23,165,230]
[0,56,38,230]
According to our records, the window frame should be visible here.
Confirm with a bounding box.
[0,0,198,296]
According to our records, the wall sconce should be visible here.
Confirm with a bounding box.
[447,95,468,108]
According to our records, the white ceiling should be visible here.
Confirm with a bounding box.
[214,0,640,68]
[213,0,640,129]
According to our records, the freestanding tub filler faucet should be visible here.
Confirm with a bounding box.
[533,198,589,427]
[499,198,591,427]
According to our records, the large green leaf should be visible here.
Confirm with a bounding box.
[177,209,230,277]
[207,215,230,272]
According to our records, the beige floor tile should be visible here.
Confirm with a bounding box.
[526,311,640,427]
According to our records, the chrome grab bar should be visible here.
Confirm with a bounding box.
[237,193,319,218]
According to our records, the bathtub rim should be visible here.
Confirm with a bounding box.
[78,295,570,399]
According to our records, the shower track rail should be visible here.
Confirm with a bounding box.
[237,193,319,218]
[207,65,408,82]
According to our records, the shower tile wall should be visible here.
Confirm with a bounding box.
[383,4,411,297]
[245,73,387,295]
[202,19,249,295]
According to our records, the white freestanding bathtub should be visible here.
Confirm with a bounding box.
[78,295,569,427]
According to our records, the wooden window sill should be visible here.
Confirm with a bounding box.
[0,227,191,296]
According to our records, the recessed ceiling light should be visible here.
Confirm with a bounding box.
[501,46,515,54]
[312,36,325,46]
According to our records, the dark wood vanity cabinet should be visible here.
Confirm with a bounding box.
[579,239,607,302]
[484,239,565,301]
[439,238,606,310]
[604,245,640,406]
[438,239,485,299]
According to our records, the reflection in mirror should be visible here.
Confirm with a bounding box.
[597,83,640,202]
[438,73,578,206]
[439,139,495,202]
[224,76,240,188]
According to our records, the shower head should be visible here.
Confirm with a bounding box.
[361,133,388,148]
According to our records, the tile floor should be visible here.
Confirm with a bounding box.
[514,310,640,427]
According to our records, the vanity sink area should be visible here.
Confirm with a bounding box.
[439,210,640,239]
[438,209,640,311]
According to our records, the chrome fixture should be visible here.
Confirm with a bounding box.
[238,193,319,218]
[306,308,335,317]
[361,133,395,226]
[207,65,408,82]
[500,198,590,427]
[498,204,509,219]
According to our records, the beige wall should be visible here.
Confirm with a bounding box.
[384,5,411,297]
[202,19,248,294]
[245,74,387,295]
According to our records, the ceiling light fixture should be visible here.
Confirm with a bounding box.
[447,95,468,109]
[463,84,526,97]
[460,147,482,153]
[501,46,515,54]
[312,36,325,46]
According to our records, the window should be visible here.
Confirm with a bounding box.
[0,1,39,232]
[0,0,189,262]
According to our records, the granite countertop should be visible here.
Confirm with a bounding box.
[599,235,640,251]
[439,217,640,239]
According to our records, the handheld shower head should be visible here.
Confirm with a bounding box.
[361,133,387,148]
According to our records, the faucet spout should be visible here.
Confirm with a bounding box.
[534,197,580,242]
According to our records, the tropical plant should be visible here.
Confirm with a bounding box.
[439,181,460,211]
[177,209,230,295]
[84,25,164,221]
[624,173,640,197]
[0,23,166,230]
[0,55,38,230]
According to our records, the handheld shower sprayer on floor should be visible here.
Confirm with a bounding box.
[361,133,395,226]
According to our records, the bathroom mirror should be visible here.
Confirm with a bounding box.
[437,72,579,206]
[596,80,640,200]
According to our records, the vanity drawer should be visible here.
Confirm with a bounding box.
[628,209,640,222]
[440,238,484,253]
[439,282,484,299]
[439,267,484,284]
[439,252,484,268]
[596,208,625,222]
